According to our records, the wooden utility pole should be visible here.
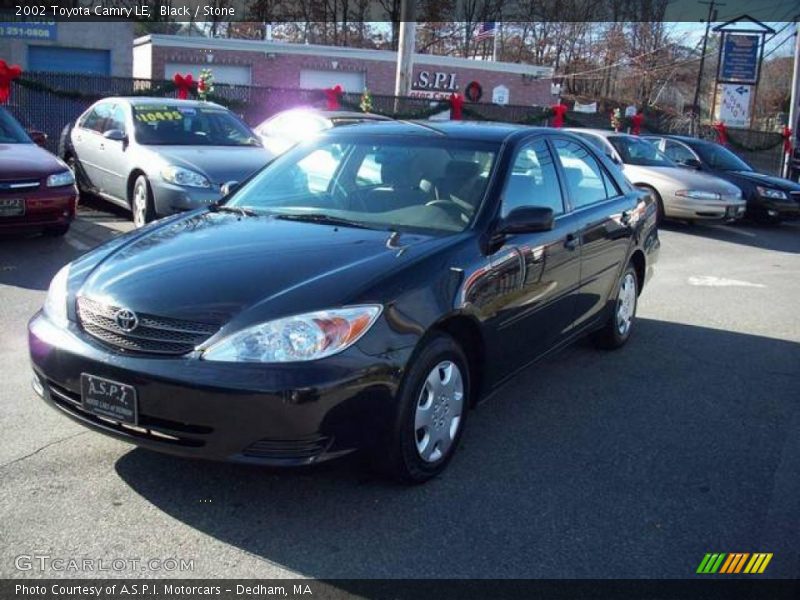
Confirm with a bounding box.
[394,0,416,111]
[692,0,723,134]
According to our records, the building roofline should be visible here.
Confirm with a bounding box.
[134,34,553,78]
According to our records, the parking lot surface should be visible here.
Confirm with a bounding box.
[1,201,798,579]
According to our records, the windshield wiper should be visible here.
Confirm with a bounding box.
[209,204,258,217]
[271,213,373,230]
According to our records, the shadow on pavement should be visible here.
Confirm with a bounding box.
[660,219,800,254]
[0,232,81,291]
[114,318,800,579]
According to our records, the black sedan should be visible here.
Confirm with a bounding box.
[644,134,800,223]
[29,122,659,483]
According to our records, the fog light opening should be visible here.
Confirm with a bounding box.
[767,210,778,217]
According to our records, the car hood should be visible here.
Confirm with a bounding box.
[147,145,271,185]
[623,164,741,196]
[725,170,800,191]
[0,143,67,180]
[77,211,447,327]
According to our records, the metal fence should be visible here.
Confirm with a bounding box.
[7,72,787,175]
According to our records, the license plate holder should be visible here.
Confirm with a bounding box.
[80,374,138,425]
[0,197,24,217]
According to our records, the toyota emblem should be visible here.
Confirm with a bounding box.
[114,308,139,332]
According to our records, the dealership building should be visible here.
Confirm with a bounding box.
[0,21,133,76]
[133,34,554,106]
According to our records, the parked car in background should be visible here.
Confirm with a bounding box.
[61,98,270,228]
[0,107,78,236]
[568,128,745,224]
[255,108,391,158]
[643,135,800,224]
[29,122,658,483]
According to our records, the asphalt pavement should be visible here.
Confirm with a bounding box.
[1,200,798,580]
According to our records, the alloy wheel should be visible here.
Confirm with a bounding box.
[133,182,147,228]
[616,272,637,336]
[414,361,464,463]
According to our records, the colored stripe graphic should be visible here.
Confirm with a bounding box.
[698,552,772,574]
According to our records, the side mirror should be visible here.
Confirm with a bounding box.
[28,130,48,147]
[221,181,240,196]
[103,129,127,142]
[682,158,702,169]
[496,206,555,235]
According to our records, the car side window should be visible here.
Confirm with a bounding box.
[106,105,126,133]
[553,139,612,209]
[664,140,696,164]
[80,103,113,133]
[502,139,565,217]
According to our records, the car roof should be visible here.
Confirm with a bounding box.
[565,128,630,140]
[326,120,538,142]
[647,134,714,147]
[106,97,226,109]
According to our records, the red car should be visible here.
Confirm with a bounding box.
[0,107,78,236]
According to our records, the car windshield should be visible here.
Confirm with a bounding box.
[227,136,499,235]
[0,108,32,144]
[132,104,260,147]
[609,135,675,167]
[694,143,753,171]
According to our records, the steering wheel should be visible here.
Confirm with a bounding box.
[425,199,470,221]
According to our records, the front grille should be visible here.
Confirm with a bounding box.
[77,296,219,355]
[46,379,210,447]
[0,179,40,193]
[242,436,332,461]
[791,191,800,202]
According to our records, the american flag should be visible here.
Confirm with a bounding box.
[475,22,496,41]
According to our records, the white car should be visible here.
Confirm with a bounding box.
[567,129,745,223]
[254,109,391,158]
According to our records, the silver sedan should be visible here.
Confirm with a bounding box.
[63,97,271,227]
[567,129,745,223]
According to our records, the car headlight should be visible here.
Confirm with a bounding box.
[46,170,75,188]
[756,186,787,200]
[43,264,70,327]
[202,305,382,363]
[675,189,720,200]
[160,165,211,189]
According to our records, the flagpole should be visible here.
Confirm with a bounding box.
[493,21,501,61]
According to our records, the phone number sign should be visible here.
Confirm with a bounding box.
[0,21,57,40]
[719,34,760,84]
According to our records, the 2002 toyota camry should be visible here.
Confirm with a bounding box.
[29,121,659,483]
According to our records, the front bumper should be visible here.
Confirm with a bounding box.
[149,180,222,217]
[666,195,746,221]
[746,196,800,221]
[28,311,409,465]
[0,185,78,231]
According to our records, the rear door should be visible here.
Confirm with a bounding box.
[551,137,637,330]
[483,136,582,378]
[71,102,113,191]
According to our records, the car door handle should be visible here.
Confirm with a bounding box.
[564,233,579,251]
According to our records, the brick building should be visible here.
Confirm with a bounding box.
[133,34,554,107]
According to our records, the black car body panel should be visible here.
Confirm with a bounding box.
[30,123,659,465]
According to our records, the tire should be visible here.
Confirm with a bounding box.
[131,175,156,228]
[43,224,70,237]
[378,333,470,484]
[592,264,638,350]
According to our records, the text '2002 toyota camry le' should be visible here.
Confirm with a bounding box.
[29,121,659,483]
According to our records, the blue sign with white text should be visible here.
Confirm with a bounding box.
[719,34,760,84]
[0,21,57,41]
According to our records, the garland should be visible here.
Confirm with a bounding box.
[359,88,373,113]
[13,76,244,109]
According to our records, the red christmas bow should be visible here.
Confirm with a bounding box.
[0,59,22,104]
[551,103,567,128]
[173,73,194,100]
[631,113,644,135]
[449,93,464,120]
[714,121,728,146]
[324,85,343,110]
[782,126,792,155]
